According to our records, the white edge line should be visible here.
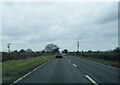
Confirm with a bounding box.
[11,59,53,85]
[85,75,98,85]
[73,64,77,67]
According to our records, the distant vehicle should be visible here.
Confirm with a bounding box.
[55,53,63,58]
[62,53,66,56]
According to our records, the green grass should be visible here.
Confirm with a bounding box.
[2,55,53,82]
[75,56,118,67]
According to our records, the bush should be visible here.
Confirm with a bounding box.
[68,52,119,62]
[2,52,42,62]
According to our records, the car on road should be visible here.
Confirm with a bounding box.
[62,53,66,56]
[55,53,63,58]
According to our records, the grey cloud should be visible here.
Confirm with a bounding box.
[92,3,118,24]
[1,2,118,51]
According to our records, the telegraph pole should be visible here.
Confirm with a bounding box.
[7,43,10,53]
[77,42,79,52]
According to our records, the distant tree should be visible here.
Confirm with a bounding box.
[96,50,102,53]
[14,50,18,52]
[88,50,92,53]
[52,48,59,54]
[42,50,45,53]
[19,49,25,52]
[81,51,84,53]
[113,47,120,53]
[26,48,33,52]
[44,44,59,52]
[62,49,68,54]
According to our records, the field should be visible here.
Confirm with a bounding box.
[2,55,54,83]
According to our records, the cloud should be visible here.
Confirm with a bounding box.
[92,3,118,24]
[1,2,118,51]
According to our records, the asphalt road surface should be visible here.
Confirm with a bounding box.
[17,56,119,84]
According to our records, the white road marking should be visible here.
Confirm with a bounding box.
[11,59,53,85]
[85,75,98,85]
[73,64,77,67]
[12,77,23,84]
[69,60,71,62]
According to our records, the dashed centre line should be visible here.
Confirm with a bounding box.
[69,60,71,62]
[73,64,77,67]
[85,75,99,85]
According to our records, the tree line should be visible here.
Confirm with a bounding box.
[68,47,120,62]
[2,48,56,62]
[2,47,120,62]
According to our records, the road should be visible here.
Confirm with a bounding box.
[16,56,119,84]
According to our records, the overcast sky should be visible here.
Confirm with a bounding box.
[1,1,118,52]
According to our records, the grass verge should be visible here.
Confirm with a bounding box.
[2,55,54,83]
[75,56,119,68]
